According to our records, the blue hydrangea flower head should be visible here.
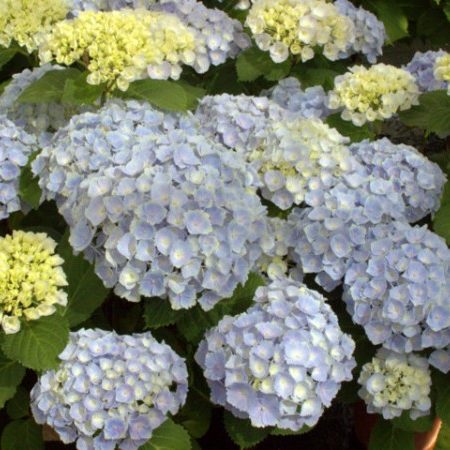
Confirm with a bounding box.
[0,65,91,146]
[344,221,450,354]
[30,329,188,450]
[334,0,386,63]
[358,348,431,420]
[350,138,446,222]
[33,99,271,309]
[0,115,36,220]
[263,77,331,120]
[195,278,356,430]
[404,50,448,92]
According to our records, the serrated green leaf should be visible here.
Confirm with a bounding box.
[369,420,415,450]
[433,182,450,245]
[1,315,69,370]
[1,419,44,450]
[177,392,212,439]
[144,298,184,329]
[236,47,291,82]
[139,419,191,450]
[119,79,203,112]
[0,47,18,70]
[58,232,109,327]
[223,411,270,448]
[435,371,450,426]
[19,152,42,210]
[270,425,311,436]
[398,90,450,136]
[0,353,26,387]
[17,68,81,104]
[0,386,17,408]
[325,113,375,142]
[62,72,105,105]
[393,411,434,433]
[363,1,409,43]
[6,387,30,419]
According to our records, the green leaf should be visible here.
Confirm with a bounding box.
[6,387,30,419]
[393,411,434,433]
[270,425,311,436]
[369,420,415,450]
[435,372,450,426]
[363,1,409,43]
[144,298,184,330]
[325,113,375,142]
[223,411,270,448]
[58,232,109,327]
[17,68,81,104]
[176,273,265,344]
[19,152,42,210]
[436,420,450,450]
[433,182,450,245]
[177,392,212,439]
[1,419,44,450]
[0,353,26,408]
[62,72,105,105]
[139,419,191,450]
[0,47,18,70]
[1,315,69,370]
[120,79,204,112]
[398,90,450,136]
[236,47,291,82]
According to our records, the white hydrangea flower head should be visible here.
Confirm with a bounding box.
[358,348,432,420]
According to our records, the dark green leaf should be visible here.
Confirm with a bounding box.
[17,68,81,104]
[6,387,30,419]
[398,90,450,136]
[223,411,270,448]
[144,298,184,329]
[362,1,409,43]
[369,420,415,450]
[433,182,450,245]
[436,420,450,450]
[177,392,212,438]
[139,419,191,450]
[1,315,69,370]
[270,425,311,435]
[62,72,105,105]
[393,411,434,433]
[120,79,203,112]
[1,419,44,450]
[58,232,109,327]
[325,113,375,142]
[435,370,450,426]
[19,152,42,210]
[0,353,26,387]
[0,48,18,70]
[236,47,291,82]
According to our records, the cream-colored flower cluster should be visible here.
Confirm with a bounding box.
[0,231,68,334]
[0,0,68,52]
[39,10,196,91]
[245,0,354,63]
[434,52,450,95]
[328,64,420,126]
[358,349,431,420]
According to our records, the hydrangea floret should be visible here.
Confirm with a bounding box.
[31,329,188,450]
[328,64,420,126]
[358,348,431,420]
[404,50,448,92]
[33,100,271,309]
[0,116,37,220]
[434,52,450,95]
[245,0,355,63]
[263,77,331,120]
[195,278,356,430]
[344,221,450,354]
[0,230,68,334]
[334,0,386,63]
[0,0,68,52]
[39,10,197,90]
[0,65,91,146]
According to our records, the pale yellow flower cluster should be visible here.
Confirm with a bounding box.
[245,0,354,63]
[434,53,450,95]
[0,0,68,52]
[328,64,420,126]
[39,10,197,91]
[0,231,68,334]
